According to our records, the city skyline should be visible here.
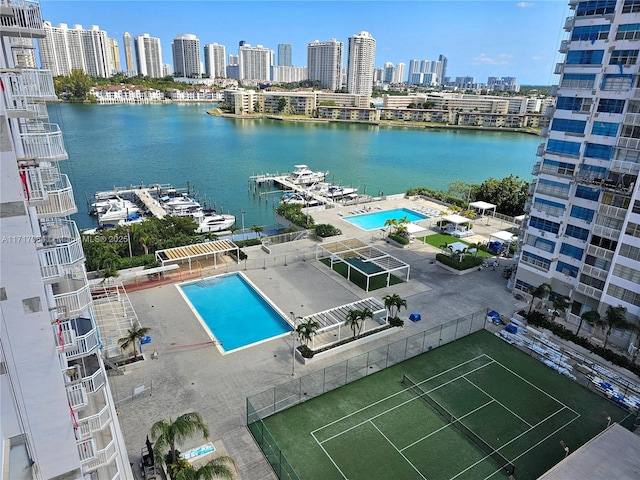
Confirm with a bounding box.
[40,0,569,85]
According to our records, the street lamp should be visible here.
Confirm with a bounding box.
[290,312,297,376]
[240,210,246,239]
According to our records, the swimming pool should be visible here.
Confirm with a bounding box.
[178,273,292,353]
[344,208,428,230]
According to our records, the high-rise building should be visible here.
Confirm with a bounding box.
[238,43,272,81]
[134,33,163,78]
[271,66,307,83]
[227,54,239,80]
[107,37,121,73]
[438,54,448,85]
[278,43,292,66]
[394,62,406,84]
[0,2,133,479]
[307,38,343,91]
[346,31,376,95]
[514,0,639,350]
[39,22,111,77]
[204,42,226,79]
[123,32,135,74]
[172,33,201,78]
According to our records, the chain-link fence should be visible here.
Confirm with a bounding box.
[246,309,487,479]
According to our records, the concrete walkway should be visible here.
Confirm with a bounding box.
[110,198,526,479]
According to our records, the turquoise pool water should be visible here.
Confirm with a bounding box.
[344,208,428,230]
[179,273,292,352]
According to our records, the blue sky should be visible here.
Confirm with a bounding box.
[40,0,569,85]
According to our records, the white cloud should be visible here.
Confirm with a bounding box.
[471,53,513,66]
[517,2,534,7]
[531,55,544,61]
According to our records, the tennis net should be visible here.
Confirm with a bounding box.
[402,374,515,476]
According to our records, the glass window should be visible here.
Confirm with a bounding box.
[623,0,640,13]
[579,164,608,179]
[565,224,591,241]
[547,139,581,156]
[566,50,604,65]
[570,205,595,222]
[525,234,556,252]
[529,216,561,234]
[578,0,616,16]
[556,261,579,278]
[556,97,590,111]
[538,179,571,198]
[560,74,596,89]
[522,251,551,270]
[597,98,625,113]
[591,122,619,136]
[584,143,614,160]
[607,283,640,307]
[542,159,576,175]
[575,185,601,201]
[610,50,639,66]
[574,24,611,40]
[601,74,633,91]
[625,222,640,238]
[616,23,640,40]
[551,118,587,134]
[560,243,585,260]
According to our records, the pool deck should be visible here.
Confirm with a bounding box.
[110,195,528,480]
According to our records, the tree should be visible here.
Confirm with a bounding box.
[576,310,600,337]
[551,295,571,319]
[296,319,319,347]
[527,283,552,314]
[345,309,363,339]
[277,97,287,113]
[473,174,529,217]
[382,294,407,319]
[63,69,93,101]
[628,323,640,365]
[150,412,210,467]
[118,323,151,360]
[250,225,264,237]
[597,305,630,349]
[446,180,474,202]
[174,456,236,480]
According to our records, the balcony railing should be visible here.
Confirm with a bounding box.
[78,439,117,473]
[535,184,570,199]
[18,122,68,162]
[582,264,609,281]
[37,219,84,281]
[0,0,44,38]
[550,85,558,97]
[53,318,99,358]
[559,40,570,53]
[592,224,621,239]
[20,69,56,100]
[554,63,564,75]
[564,16,574,31]
[576,282,603,299]
[82,367,105,394]
[67,383,88,410]
[35,174,77,218]
[532,202,564,218]
[536,143,545,157]
[53,280,91,319]
[617,136,640,151]
[598,204,628,219]
[76,405,112,441]
[532,161,541,176]
[18,164,47,204]
[587,244,614,261]
[609,159,640,174]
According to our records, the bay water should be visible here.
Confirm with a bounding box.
[48,103,541,230]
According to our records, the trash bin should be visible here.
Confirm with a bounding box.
[409,313,421,322]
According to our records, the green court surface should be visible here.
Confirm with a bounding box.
[319,257,404,291]
[259,330,631,480]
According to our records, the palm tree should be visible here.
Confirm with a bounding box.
[174,456,236,480]
[628,324,640,365]
[250,224,264,237]
[382,294,407,320]
[597,305,630,349]
[118,322,151,360]
[576,310,600,337]
[527,283,552,315]
[345,309,363,339]
[360,307,374,334]
[383,218,398,234]
[551,295,571,320]
[150,412,210,467]
[296,319,320,347]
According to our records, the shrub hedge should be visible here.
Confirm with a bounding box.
[435,253,483,270]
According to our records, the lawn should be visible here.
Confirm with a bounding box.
[255,330,631,480]
[419,233,495,258]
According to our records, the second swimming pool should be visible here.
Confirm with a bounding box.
[344,207,428,230]
[178,273,292,353]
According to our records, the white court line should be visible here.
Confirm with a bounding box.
[317,360,495,444]
[400,399,496,452]
[485,355,580,417]
[312,354,493,438]
[369,421,428,480]
[462,376,533,427]
[310,431,349,480]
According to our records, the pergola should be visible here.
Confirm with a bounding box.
[441,214,471,234]
[155,240,239,272]
[315,238,410,292]
[469,201,496,219]
[489,230,517,251]
[300,297,387,350]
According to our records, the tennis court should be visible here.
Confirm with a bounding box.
[257,330,631,480]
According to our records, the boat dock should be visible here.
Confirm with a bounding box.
[250,173,339,209]
[133,188,167,219]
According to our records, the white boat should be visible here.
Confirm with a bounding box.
[118,213,145,227]
[322,185,359,199]
[98,197,141,224]
[287,165,328,185]
[195,213,237,233]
